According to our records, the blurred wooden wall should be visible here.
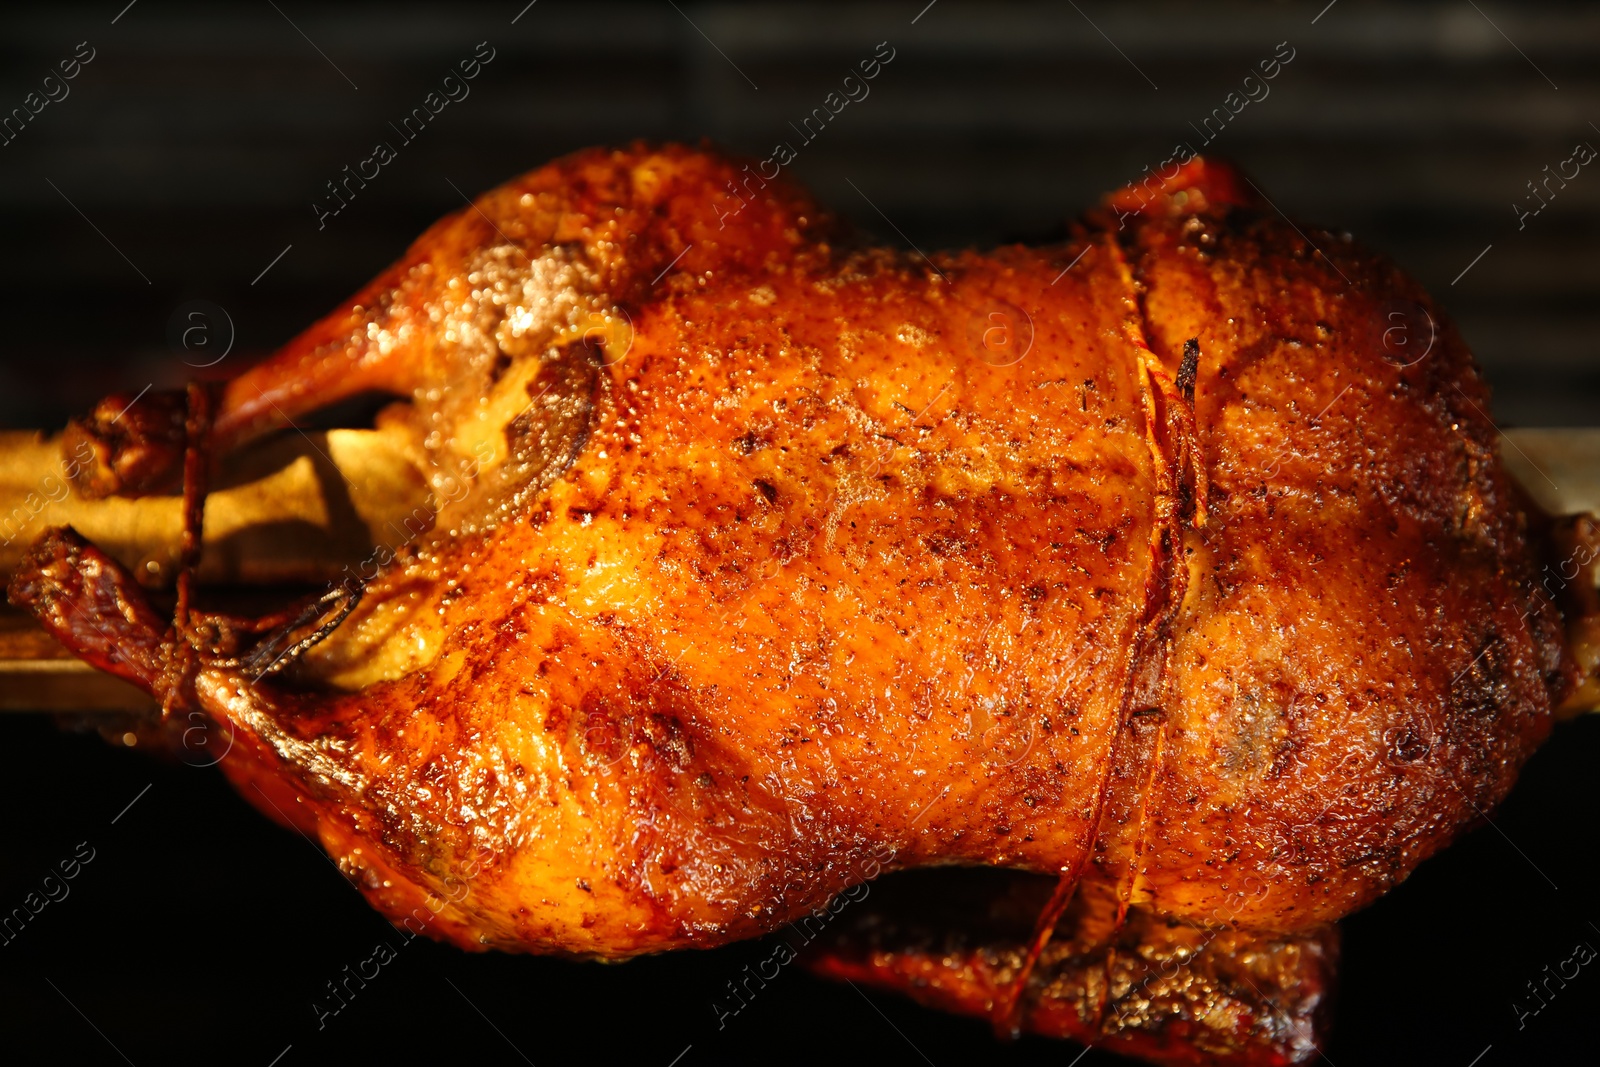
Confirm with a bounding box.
[1,0,1595,428]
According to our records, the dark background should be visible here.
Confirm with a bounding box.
[2,2,1598,1065]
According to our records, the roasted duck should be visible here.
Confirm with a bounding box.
[10,144,1591,1065]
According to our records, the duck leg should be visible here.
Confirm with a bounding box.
[805,869,1338,1067]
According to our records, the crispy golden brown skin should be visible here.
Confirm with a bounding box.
[11,145,1569,980]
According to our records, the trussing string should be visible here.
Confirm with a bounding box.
[164,381,214,717]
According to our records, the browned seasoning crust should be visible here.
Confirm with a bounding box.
[805,869,1338,1067]
[10,145,1571,983]
[1118,170,1571,928]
